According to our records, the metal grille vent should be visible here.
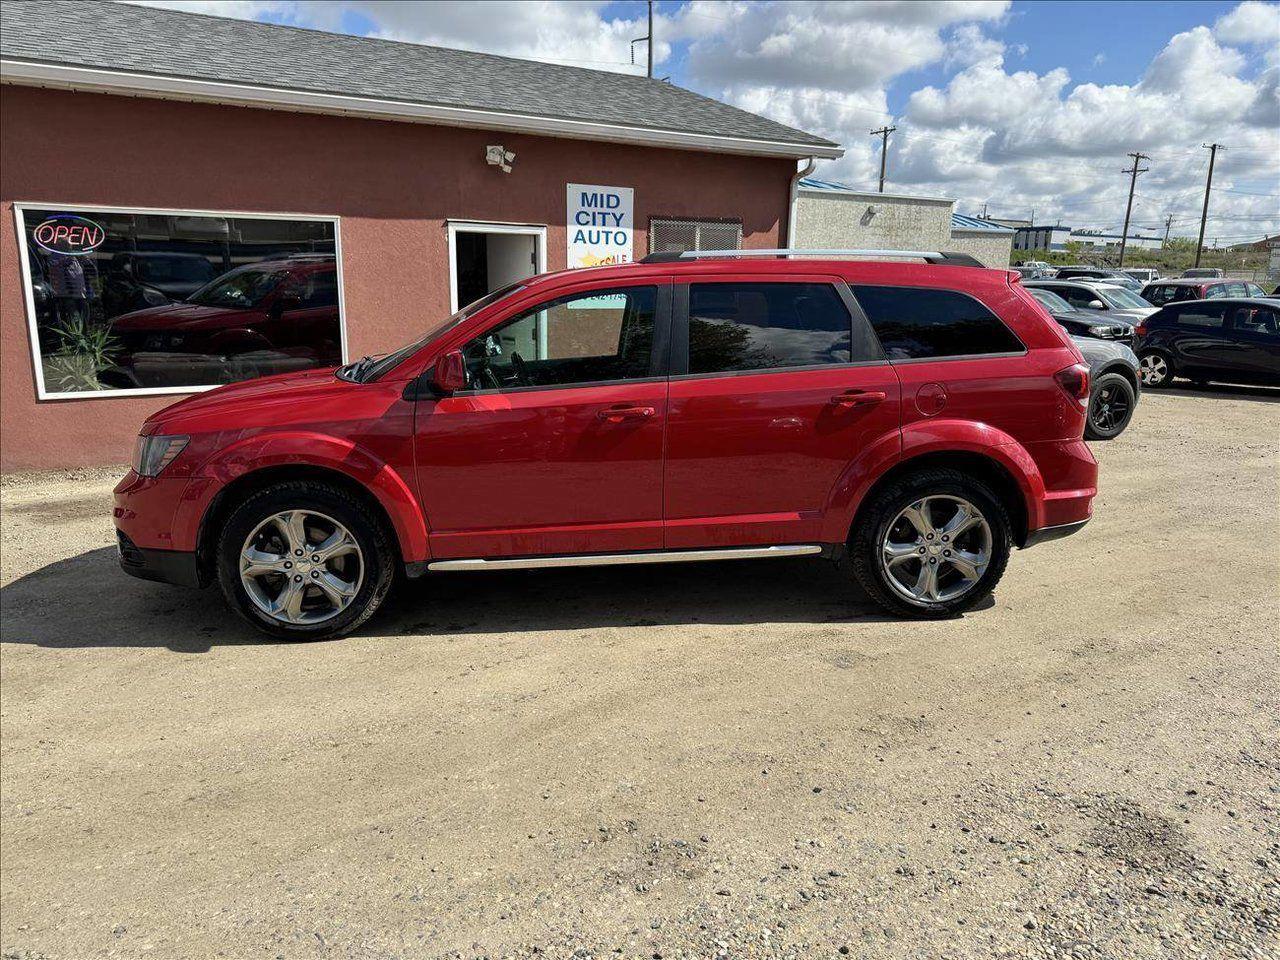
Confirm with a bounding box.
[649,218,743,254]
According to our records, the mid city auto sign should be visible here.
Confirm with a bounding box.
[567,183,633,269]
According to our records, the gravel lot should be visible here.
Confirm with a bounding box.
[1,386,1277,960]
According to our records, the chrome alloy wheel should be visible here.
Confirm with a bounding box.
[1139,353,1167,386]
[239,510,364,625]
[880,496,992,605]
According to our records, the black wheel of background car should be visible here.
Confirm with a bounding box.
[848,468,1011,619]
[1139,350,1175,388]
[216,480,395,641]
[1085,372,1136,441]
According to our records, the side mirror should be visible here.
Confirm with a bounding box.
[430,349,468,394]
[1087,300,1105,310]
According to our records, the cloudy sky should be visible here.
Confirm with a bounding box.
[137,0,1280,244]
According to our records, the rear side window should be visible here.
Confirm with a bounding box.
[686,282,855,374]
[853,286,1023,361]
[1174,304,1228,329]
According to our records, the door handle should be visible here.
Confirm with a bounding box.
[597,404,656,423]
[829,390,887,407]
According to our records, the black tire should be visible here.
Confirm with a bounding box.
[1084,372,1136,441]
[849,469,1012,619]
[1139,349,1174,388]
[216,481,396,641]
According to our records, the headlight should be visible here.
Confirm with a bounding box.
[132,434,189,476]
[1087,325,1117,338]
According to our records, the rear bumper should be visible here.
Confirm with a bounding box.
[1021,517,1089,549]
[116,530,203,587]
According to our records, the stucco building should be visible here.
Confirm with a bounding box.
[793,179,1013,269]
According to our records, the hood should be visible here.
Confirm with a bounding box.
[145,366,344,430]
[111,302,259,331]
[1107,307,1157,321]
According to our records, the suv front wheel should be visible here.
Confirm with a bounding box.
[216,481,396,641]
[849,469,1011,618]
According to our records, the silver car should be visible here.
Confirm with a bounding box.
[1072,335,1141,440]
[1024,279,1157,324]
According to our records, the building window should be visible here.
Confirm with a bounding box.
[649,217,742,254]
[15,205,344,398]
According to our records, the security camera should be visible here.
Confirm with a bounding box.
[485,145,516,173]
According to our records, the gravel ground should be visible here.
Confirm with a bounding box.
[1,385,1277,960]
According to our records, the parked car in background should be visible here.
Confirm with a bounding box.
[1054,266,1144,291]
[1181,267,1224,279]
[113,251,1099,639]
[1141,278,1268,306]
[1072,335,1141,440]
[1123,268,1161,284]
[1136,298,1279,389]
[102,252,219,315]
[102,255,342,389]
[1024,279,1156,325]
[1025,286,1136,347]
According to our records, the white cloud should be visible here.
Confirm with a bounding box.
[1214,1,1280,46]
[126,0,1280,240]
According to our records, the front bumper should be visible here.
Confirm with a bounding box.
[116,530,202,587]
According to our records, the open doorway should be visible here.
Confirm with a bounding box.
[448,221,547,313]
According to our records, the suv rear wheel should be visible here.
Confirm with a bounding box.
[849,469,1011,618]
[216,481,395,640]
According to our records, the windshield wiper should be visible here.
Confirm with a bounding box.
[337,355,379,383]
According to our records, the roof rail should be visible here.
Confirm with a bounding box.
[640,248,987,268]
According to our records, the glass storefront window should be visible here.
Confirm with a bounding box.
[15,205,344,397]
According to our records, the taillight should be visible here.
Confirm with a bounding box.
[1054,363,1090,408]
[1135,321,1147,338]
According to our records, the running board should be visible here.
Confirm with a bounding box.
[426,544,823,572]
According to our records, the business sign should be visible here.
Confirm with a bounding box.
[566,183,633,269]
[32,215,105,255]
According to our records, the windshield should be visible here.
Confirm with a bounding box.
[187,266,290,308]
[136,256,216,285]
[1098,287,1152,309]
[1028,288,1072,312]
[345,281,527,383]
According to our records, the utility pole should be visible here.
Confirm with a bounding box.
[1162,213,1173,247]
[870,126,895,193]
[647,0,653,78]
[1117,151,1149,268]
[1195,142,1224,267]
[632,0,654,77]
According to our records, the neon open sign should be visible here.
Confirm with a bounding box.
[32,216,106,255]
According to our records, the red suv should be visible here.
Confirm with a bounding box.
[114,251,1097,639]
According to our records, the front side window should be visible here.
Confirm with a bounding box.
[1205,284,1229,299]
[1048,285,1107,310]
[1231,306,1279,337]
[855,285,1024,360]
[686,282,855,374]
[16,205,341,397]
[461,286,656,390]
[1144,284,1177,305]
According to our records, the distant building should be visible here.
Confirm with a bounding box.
[794,179,1012,267]
[1227,234,1280,251]
[1013,225,1073,252]
[1068,229,1162,250]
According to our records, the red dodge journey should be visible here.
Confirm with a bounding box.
[114,250,1097,640]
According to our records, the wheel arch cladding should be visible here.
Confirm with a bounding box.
[195,439,428,581]
[848,449,1032,549]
